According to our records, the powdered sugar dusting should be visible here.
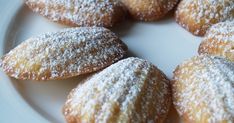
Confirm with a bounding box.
[199,21,234,61]
[25,0,125,27]
[203,21,234,42]
[0,27,127,80]
[176,0,234,35]
[63,57,171,123]
[121,0,178,21]
[173,55,234,122]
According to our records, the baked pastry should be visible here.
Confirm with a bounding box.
[63,57,171,123]
[0,27,127,80]
[25,0,126,27]
[121,0,178,21]
[176,0,234,36]
[199,21,234,62]
[172,55,234,123]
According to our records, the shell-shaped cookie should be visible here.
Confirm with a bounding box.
[173,55,234,123]
[199,21,234,62]
[121,0,178,21]
[176,0,234,36]
[0,27,127,80]
[25,0,126,27]
[63,57,171,123]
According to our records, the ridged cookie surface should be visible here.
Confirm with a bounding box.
[176,0,234,36]
[0,27,127,80]
[121,0,178,21]
[63,57,171,123]
[173,55,234,123]
[25,0,126,27]
[199,21,234,61]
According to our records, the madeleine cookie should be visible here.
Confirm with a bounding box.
[121,0,178,21]
[199,21,234,61]
[63,57,171,123]
[176,0,234,36]
[173,55,234,123]
[25,0,126,27]
[0,27,127,80]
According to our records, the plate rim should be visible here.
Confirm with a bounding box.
[0,0,49,122]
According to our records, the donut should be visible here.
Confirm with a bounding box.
[63,57,171,123]
[25,0,126,27]
[0,27,127,80]
[176,0,234,36]
[199,21,234,62]
[121,0,178,21]
[172,55,234,123]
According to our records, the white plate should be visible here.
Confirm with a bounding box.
[0,0,202,122]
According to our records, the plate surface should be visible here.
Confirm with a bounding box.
[0,0,202,123]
